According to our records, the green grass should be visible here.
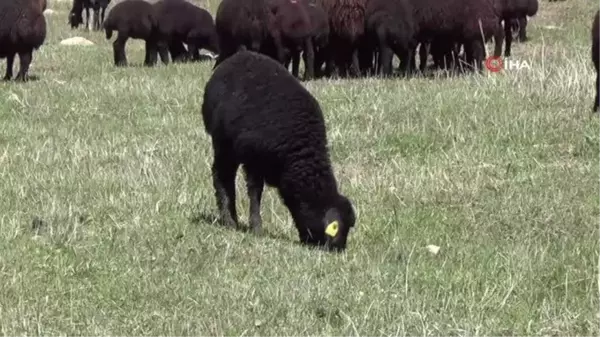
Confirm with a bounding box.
[0,0,598,335]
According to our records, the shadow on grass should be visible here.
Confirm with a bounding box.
[2,75,41,83]
[189,211,292,243]
[189,211,341,253]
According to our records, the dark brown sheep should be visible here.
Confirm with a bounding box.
[365,0,416,76]
[214,0,271,67]
[592,10,599,112]
[0,0,47,81]
[269,0,315,80]
[408,0,504,73]
[69,0,111,31]
[495,0,538,57]
[153,0,219,64]
[327,0,369,77]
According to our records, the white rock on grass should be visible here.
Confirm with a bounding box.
[60,37,95,46]
[426,244,440,255]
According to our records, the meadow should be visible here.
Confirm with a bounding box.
[0,0,598,335]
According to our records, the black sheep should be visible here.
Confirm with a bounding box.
[592,10,599,112]
[365,0,416,76]
[495,0,538,57]
[69,0,111,31]
[202,51,356,251]
[214,0,271,67]
[153,0,220,64]
[102,0,163,67]
[408,0,504,73]
[0,0,47,81]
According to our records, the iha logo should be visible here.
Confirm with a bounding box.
[485,56,531,72]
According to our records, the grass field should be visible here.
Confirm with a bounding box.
[0,0,598,335]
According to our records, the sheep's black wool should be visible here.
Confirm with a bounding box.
[592,10,599,112]
[202,50,356,251]
[102,0,161,67]
[0,0,47,81]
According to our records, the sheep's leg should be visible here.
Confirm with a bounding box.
[113,34,128,66]
[493,24,504,58]
[291,51,300,78]
[349,48,360,78]
[3,53,15,81]
[187,43,201,62]
[358,43,373,76]
[397,48,413,77]
[244,168,264,235]
[518,16,528,42]
[100,7,105,27]
[93,8,100,31]
[504,18,513,57]
[594,71,599,112]
[14,50,32,82]
[144,40,158,66]
[378,45,393,76]
[469,40,485,73]
[418,42,429,73]
[303,38,315,81]
[157,41,171,65]
[212,149,239,229]
[85,7,91,31]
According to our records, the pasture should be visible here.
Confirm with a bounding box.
[0,0,598,335]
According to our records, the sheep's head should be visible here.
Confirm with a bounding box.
[321,195,356,251]
[301,195,356,252]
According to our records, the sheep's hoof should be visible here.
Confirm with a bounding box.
[2,76,11,81]
[251,225,263,236]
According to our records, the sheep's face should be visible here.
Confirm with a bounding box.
[321,195,356,251]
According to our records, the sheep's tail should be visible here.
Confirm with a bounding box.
[331,3,365,43]
[526,0,538,17]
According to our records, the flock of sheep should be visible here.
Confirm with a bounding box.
[0,0,598,251]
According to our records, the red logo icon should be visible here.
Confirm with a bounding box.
[485,56,503,72]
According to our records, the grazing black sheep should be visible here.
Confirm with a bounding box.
[0,0,47,81]
[153,0,220,64]
[365,0,416,76]
[495,0,538,57]
[69,0,111,31]
[408,0,504,73]
[592,10,599,112]
[214,0,271,67]
[202,51,356,251]
[102,0,162,67]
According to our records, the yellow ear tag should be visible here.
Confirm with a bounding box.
[325,221,339,237]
